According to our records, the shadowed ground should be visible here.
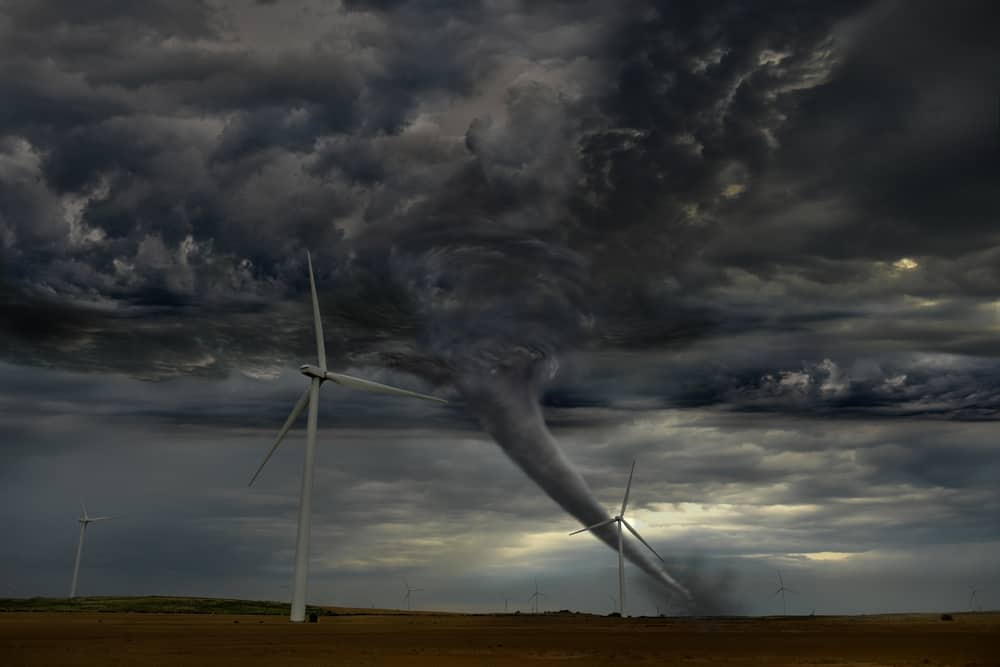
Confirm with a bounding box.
[1,600,997,666]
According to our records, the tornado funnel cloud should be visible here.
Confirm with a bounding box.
[390,226,691,602]
[461,373,689,600]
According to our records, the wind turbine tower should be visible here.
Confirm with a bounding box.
[69,503,112,599]
[772,571,797,616]
[247,251,447,623]
[969,586,982,612]
[528,580,544,614]
[569,460,667,617]
[403,579,423,611]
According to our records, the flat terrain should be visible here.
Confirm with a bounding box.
[1,604,997,666]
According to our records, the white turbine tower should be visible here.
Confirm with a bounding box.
[969,586,982,612]
[248,251,447,623]
[771,571,796,616]
[569,460,666,617]
[69,503,112,599]
[528,579,544,614]
[402,579,423,612]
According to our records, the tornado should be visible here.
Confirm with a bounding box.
[386,223,693,605]
[458,367,690,600]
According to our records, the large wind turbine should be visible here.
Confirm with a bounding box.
[569,460,666,617]
[969,586,982,612]
[248,251,447,623]
[69,503,112,599]
[402,578,423,612]
[771,571,796,616]
[528,579,544,614]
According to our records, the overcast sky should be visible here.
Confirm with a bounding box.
[2,0,998,615]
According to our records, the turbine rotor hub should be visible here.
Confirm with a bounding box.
[300,364,325,380]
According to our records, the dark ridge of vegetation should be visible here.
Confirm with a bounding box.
[0,596,320,616]
[0,596,456,616]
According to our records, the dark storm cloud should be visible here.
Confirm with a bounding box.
[2,0,997,393]
[704,0,1000,268]
[0,2,862,372]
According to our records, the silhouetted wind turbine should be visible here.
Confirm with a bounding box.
[569,460,666,617]
[969,586,982,612]
[771,571,796,615]
[403,578,423,612]
[247,251,447,623]
[528,580,544,614]
[69,503,112,599]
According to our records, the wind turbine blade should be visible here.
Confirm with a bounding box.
[248,386,311,486]
[569,517,615,536]
[620,460,636,516]
[784,587,798,594]
[306,250,327,373]
[89,516,113,522]
[771,589,783,597]
[81,502,88,521]
[323,371,446,403]
[621,518,665,563]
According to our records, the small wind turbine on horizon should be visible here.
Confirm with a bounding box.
[569,460,666,617]
[771,571,797,616]
[969,586,982,612]
[403,579,423,612]
[528,579,544,614]
[247,251,447,623]
[69,503,112,599]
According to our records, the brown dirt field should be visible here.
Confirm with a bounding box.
[2,612,998,666]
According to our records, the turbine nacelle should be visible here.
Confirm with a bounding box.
[299,364,325,380]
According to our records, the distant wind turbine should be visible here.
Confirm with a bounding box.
[247,251,447,623]
[569,460,666,617]
[771,571,797,616]
[69,503,112,599]
[528,579,544,614]
[403,578,423,612]
[969,586,982,612]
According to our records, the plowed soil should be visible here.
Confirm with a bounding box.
[2,611,998,666]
